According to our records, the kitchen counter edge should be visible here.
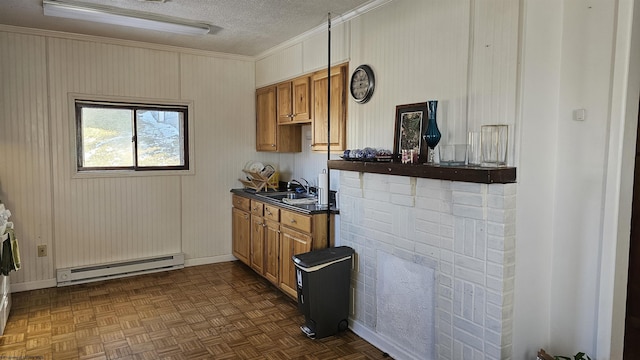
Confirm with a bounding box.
[230,189,339,215]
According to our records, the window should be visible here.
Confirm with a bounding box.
[75,100,189,171]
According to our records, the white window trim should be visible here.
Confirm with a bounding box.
[69,93,196,179]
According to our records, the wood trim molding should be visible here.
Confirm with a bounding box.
[327,160,516,184]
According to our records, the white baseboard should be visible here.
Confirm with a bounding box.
[184,254,237,267]
[349,319,423,360]
[11,278,57,293]
[10,255,237,292]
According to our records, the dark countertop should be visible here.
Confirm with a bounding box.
[230,189,339,215]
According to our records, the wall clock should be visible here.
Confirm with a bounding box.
[350,64,375,104]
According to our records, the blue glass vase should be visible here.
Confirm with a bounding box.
[422,100,441,163]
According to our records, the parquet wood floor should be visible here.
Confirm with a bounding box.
[0,261,391,359]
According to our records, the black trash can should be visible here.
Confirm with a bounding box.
[292,246,355,339]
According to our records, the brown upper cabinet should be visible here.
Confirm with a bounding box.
[255,85,301,152]
[277,76,311,125]
[310,64,347,152]
[255,62,347,153]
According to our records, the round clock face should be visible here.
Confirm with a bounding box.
[350,65,375,104]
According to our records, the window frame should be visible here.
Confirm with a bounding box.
[71,94,195,177]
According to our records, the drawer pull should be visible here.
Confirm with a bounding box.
[266,210,272,216]
[290,219,297,224]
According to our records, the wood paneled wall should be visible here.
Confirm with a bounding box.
[47,38,184,270]
[257,0,519,165]
[0,28,257,289]
[0,32,53,285]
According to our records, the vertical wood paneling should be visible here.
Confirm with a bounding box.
[302,22,350,73]
[255,44,304,87]
[2,28,262,287]
[0,32,53,284]
[180,54,263,259]
[468,0,519,164]
[346,0,472,150]
[47,38,184,269]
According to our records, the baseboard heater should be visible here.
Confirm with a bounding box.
[56,253,185,287]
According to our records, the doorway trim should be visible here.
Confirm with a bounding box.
[598,0,640,358]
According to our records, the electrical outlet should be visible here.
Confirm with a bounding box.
[37,245,47,257]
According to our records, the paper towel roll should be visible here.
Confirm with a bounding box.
[318,170,329,205]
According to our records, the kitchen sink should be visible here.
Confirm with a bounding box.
[257,191,314,201]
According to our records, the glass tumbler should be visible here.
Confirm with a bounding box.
[481,125,508,166]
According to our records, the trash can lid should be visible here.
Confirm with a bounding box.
[292,246,355,269]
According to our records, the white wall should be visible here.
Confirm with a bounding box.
[1,0,637,356]
[257,0,640,358]
[0,31,53,286]
[552,0,615,353]
[255,22,351,88]
[597,0,640,358]
[515,0,626,358]
[0,26,262,289]
[512,0,562,356]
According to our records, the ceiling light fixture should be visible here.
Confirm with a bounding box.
[43,0,213,36]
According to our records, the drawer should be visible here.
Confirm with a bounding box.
[232,194,250,212]
[263,204,280,222]
[281,209,311,233]
[250,200,264,216]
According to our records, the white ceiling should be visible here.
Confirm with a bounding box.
[0,0,375,56]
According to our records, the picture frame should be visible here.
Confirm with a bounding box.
[393,102,428,163]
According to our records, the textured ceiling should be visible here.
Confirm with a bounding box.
[0,0,374,56]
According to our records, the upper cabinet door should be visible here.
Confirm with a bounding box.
[277,82,293,124]
[311,64,347,152]
[292,76,311,123]
[277,76,311,125]
[256,85,301,152]
[256,86,278,151]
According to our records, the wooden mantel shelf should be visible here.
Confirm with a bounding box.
[327,160,516,184]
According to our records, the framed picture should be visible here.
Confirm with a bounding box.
[393,102,428,163]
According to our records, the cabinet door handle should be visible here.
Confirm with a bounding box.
[244,215,249,220]
[271,144,276,147]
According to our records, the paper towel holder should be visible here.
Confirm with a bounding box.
[318,169,329,205]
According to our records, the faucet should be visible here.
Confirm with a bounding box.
[288,178,310,194]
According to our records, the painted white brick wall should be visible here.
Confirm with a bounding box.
[339,171,517,360]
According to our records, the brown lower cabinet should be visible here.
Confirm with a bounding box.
[231,194,332,298]
[231,197,251,264]
[279,226,313,297]
[264,219,280,284]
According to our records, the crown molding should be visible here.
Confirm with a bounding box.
[0,24,254,62]
[255,0,393,60]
